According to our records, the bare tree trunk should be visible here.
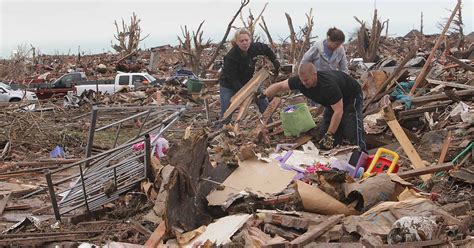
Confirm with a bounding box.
[285,13,297,64]
[112,12,149,56]
[178,21,210,74]
[259,16,274,49]
[354,9,386,62]
[200,0,250,77]
[240,2,268,39]
[295,9,314,67]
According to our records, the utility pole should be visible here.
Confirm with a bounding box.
[420,12,424,35]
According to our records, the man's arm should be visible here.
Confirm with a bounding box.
[327,99,344,134]
[264,79,290,97]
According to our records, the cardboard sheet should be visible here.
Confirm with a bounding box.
[207,159,296,206]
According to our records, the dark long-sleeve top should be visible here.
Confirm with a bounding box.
[219,42,280,91]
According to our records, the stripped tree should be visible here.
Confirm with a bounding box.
[112,12,149,60]
[437,0,465,50]
[240,2,268,40]
[177,21,211,74]
[285,9,315,68]
[354,9,387,62]
[259,16,275,49]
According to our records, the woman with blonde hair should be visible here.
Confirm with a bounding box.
[219,28,280,122]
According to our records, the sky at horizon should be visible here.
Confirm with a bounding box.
[0,0,472,58]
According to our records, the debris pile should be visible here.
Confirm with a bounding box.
[0,2,473,247]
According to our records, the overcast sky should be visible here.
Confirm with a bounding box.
[0,0,472,58]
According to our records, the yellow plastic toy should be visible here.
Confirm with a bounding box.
[362,148,399,178]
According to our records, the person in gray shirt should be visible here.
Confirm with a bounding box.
[301,27,348,73]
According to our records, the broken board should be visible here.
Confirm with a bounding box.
[383,106,430,182]
[223,69,270,120]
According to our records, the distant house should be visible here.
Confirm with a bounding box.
[465,31,474,44]
[404,29,424,40]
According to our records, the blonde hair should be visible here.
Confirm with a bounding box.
[231,28,252,46]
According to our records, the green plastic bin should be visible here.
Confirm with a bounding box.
[186,78,204,93]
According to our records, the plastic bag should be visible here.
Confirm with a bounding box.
[280,103,316,137]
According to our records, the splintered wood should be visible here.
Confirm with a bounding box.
[222,68,270,120]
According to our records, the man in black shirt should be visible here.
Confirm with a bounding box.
[263,62,366,151]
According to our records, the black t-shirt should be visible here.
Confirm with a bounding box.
[288,70,361,107]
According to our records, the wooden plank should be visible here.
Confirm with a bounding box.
[263,223,299,241]
[0,193,11,215]
[253,97,282,143]
[408,89,474,106]
[289,214,343,248]
[144,221,166,248]
[383,105,430,182]
[399,101,451,120]
[264,213,311,230]
[4,204,31,211]
[438,131,452,164]
[398,162,454,179]
[223,69,270,119]
[261,97,282,124]
[291,134,314,149]
[376,239,446,247]
[130,219,153,237]
[409,0,462,94]
[427,79,474,90]
[0,230,104,239]
[233,96,253,134]
[446,55,474,72]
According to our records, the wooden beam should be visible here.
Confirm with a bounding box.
[0,193,10,215]
[383,105,430,182]
[409,0,462,95]
[264,223,299,241]
[253,97,282,143]
[438,131,452,164]
[223,69,270,119]
[399,101,451,119]
[289,215,343,248]
[144,222,166,247]
[292,134,314,149]
[398,162,454,179]
[233,96,253,134]
[427,79,474,90]
[446,55,474,72]
[376,239,446,247]
[410,89,474,106]
[130,220,153,237]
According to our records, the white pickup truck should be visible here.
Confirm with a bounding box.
[73,73,157,95]
[0,82,38,102]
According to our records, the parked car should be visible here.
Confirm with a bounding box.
[33,72,88,99]
[0,82,38,102]
[73,73,157,95]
